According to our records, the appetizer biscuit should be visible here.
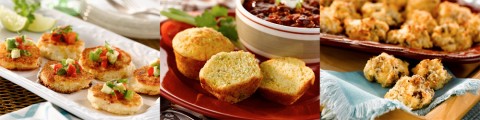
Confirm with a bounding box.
[37,25,84,61]
[385,75,434,110]
[87,82,143,115]
[344,17,389,42]
[79,46,135,81]
[131,59,160,95]
[0,36,40,70]
[412,59,452,90]
[364,53,409,87]
[39,60,93,93]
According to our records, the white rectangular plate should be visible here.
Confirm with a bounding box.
[0,1,160,120]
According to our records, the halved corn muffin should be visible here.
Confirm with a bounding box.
[0,36,41,70]
[258,57,315,105]
[39,59,93,93]
[172,27,235,80]
[199,51,262,103]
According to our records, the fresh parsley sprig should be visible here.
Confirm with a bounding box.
[12,0,40,26]
[160,6,238,42]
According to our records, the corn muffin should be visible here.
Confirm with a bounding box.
[37,25,84,61]
[131,59,160,95]
[172,27,235,80]
[258,57,315,105]
[87,79,143,115]
[384,75,434,110]
[412,59,452,90]
[39,59,93,93]
[0,35,41,70]
[199,51,262,103]
[364,53,409,87]
[79,42,135,81]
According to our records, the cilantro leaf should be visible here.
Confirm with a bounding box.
[13,0,40,25]
[194,12,217,28]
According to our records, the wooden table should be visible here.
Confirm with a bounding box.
[320,45,480,120]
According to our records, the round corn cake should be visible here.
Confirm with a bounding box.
[87,84,143,115]
[37,33,85,61]
[132,66,160,95]
[39,61,93,93]
[0,40,41,70]
[79,46,135,81]
[199,51,262,103]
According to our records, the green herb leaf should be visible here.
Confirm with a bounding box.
[209,6,228,17]
[106,81,115,88]
[20,50,30,56]
[194,12,217,28]
[218,17,238,41]
[13,0,40,25]
[117,79,128,83]
[56,68,66,75]
[124,90,134,100]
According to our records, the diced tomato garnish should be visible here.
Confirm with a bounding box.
[75,61,82,71]
[64,32,77,44]
[15,37,23,45]
[147,67,154,76]
[53,63,63,73]
[67,64,77,77]
[101,60,108,68]
[51,33,62,42]
[160,20,194,48]
[114,91,124,100]
[100,49,107,56]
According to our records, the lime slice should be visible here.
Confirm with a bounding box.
[0,6,27,32]
[27,13,56,32]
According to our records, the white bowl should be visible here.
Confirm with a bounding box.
[235,0,320,63]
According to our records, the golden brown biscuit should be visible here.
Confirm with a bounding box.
[320,7,343,34]
[132,65,160,95]
[412,59,452,90]
[436,2,472,25]
[361,2,403,26]
[431,23,472,52]
[87,83,143,115]
[405,10,438,34]
[405,0,440,15]
[387,24,432,49]
[344,17,389,42]
[79,46,135,81]
[364,53,409,87]
[385,75,434,110]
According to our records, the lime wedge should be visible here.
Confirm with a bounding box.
[27,13,56,32]
[0,6,27,32]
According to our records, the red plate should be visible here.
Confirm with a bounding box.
[160,40,320,119]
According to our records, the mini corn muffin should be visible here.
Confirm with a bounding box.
[39,59,93,93]
[79,43,135,81]
[131,59,160,95]
[37,25,84,61]
[0,35,41,70]
[384,75,434,110]
[344,17,389,42]
[327,1,361,21]
[258,57,315,105]
[465,15,480,43]
[361,2,403,26]
[199,51,262,104]
[87,79,143,115]
[386,24,433,49]
[431,23,472,52]
[436,2,472,25]
[412,59,452,90]
[405,0,440,15]
[320,7,343,34]
[405,10,438,34]
[172,27,235,80]
[364,53,409,87]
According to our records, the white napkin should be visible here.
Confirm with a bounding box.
[0,102,80,120]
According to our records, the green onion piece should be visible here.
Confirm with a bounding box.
[124,90,134,100]
[56,68,66,75]
[117,79,128,83]
[6,39,17,51]
[106,81,115,88]
[20,50,31,56]
[89,52,99,61]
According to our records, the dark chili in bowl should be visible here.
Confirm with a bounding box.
[243,0,319,28]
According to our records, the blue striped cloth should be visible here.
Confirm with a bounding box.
[0,102,79,120]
